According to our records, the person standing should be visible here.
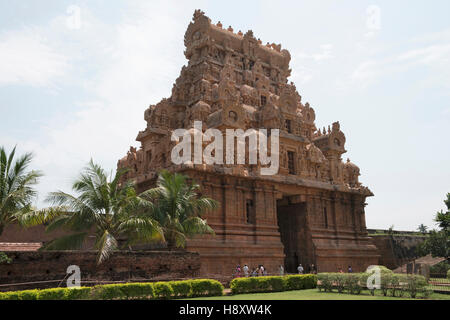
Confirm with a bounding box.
[297,264,304,274]
[348,265,353,273]
[243,264,249,277]
[310,264,317,274]
[279,265,284,276]
[258,264,264,277]
[234,265,242,278]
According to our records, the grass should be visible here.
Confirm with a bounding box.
[187,289,450,300]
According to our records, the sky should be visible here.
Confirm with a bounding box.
[1,0,449,231]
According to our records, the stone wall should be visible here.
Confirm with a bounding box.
[370,235,425,269]
[0,250,200,292]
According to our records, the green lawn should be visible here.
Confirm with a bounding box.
[187,289,450,300]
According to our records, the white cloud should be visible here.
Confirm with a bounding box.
[311,44,334,62]
[0,28,69,87]
[343,29,450,90]
[2,1,199,206]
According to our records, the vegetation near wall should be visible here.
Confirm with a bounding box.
[0,279,223,300]
[230,275,317,295]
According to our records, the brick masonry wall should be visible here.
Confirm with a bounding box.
[0,250,200,292]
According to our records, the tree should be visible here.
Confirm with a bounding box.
[435,193,450,232]
[417,224,428,234]
[20,160,163,264]
[0,146,42,236]
[142,170,217,249]
[419,193,449,260]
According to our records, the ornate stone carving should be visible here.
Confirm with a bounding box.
[117,10,377,276]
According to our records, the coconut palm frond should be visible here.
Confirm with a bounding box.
[182,217,215,237]
[95,230,118,265]
[0,146,42,235]
[42,232,88,251]
[118,217,164,245]
[146,171,217,248]
[15,206,67,227]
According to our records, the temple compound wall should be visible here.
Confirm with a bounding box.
[118,10,380,275]
[0,251,200,292]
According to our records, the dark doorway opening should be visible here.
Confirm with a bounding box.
[276,200,308,273]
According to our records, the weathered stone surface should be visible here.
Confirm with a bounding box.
[0,251,200,292]
[370,235,425,269]
[116,10,380,275]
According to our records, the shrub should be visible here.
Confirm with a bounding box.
[170,281,192,298]
[37,288,68,300]
[447,269,450,280]
[366,265,393,274]
[0,252,12,264]
[119,283,154,300]
[317,273,333,292]
[0,291,20,300]
[388,274,402,297]
[380,273,392,296]
[267,276,285,292]
[429,260,449,274]
[153,282,174,299]
[345,274,363,295]
[0,278,223,300]
[91,284,126,300]
[230,275,315,295]
[401,275,428,299]
[330,273,346,293]
[18,289,39,300]
[230,277,253,294]
[359,273,377,296]
[286,274,316,290]
[191,279,224,297]
[65,287,92,300]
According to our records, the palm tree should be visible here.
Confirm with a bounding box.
[142,170,217,249]
[417,224,428,234]
[20,160,164,264]
[0,146,42,236]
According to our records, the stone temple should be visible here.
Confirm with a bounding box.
[118,10,380,275]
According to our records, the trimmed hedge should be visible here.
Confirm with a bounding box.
[0,287,91,300]
[153,282,174,299]
[91,284,126,300]
[37,288,68,300]
[18,289,39,300]
[65,287,92,300]
[119,283,154,300]
[230,275,317,295]
[0,279,224,300]
[170,281,192,298]
[191,279,224,297]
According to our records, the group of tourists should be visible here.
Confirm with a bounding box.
[296,263,317,274]
[233,263,321,278]
[337,266,353,273]
[233,264,268,278]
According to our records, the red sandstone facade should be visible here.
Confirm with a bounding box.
[118,10,379,275]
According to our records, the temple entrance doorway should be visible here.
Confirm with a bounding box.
[276,199,308,273]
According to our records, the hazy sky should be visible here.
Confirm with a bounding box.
[1,0,449,231]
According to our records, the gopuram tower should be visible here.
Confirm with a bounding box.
[118,10,379,275]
